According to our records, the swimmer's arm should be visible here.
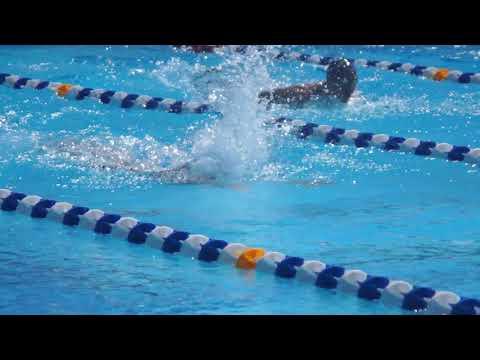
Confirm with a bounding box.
[258,82,328,105]
[98,162,188,179]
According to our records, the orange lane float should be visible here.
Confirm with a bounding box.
[56,83,73,97]
[433,68,449,81]
[236,248,266,269]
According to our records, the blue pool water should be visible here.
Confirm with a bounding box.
[1,45,480,314]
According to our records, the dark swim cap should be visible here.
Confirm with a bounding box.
[326,59,358,102]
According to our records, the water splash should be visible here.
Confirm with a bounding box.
[183,48,278,182]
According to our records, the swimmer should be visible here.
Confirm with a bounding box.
[180,45,358,106]
[51,139,331,189]
[97,158,221,185]
[258,58,358,106]
[192,58,357,107]
[152,157,222,184]
[136,160,331,189]
[101,157,251,191]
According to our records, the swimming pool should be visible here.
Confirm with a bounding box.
[1,45,479,315]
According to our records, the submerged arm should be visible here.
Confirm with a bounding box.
[258,82,328,106]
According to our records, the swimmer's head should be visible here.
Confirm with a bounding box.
[326,58,358,103]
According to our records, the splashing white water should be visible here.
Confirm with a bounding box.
[184,49,278,182]
[36,130,190,176]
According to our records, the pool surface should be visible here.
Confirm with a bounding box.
[1,45,479,314]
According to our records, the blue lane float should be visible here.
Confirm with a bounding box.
[1,187,479,315]
[0,72,212,114]
[267,117,480,165]
[227,46,480,85]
